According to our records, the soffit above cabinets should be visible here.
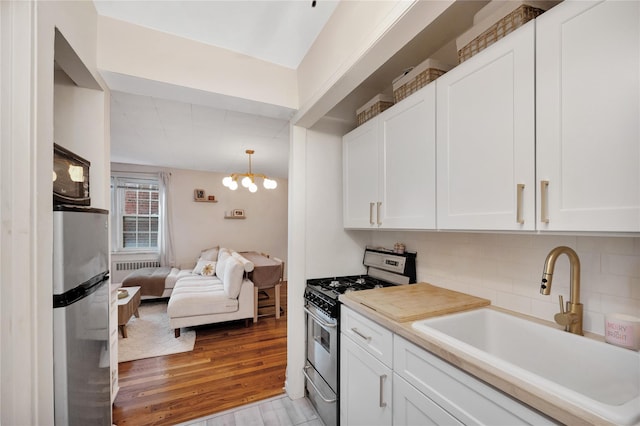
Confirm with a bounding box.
[325,0,491,129]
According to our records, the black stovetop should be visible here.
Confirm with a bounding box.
[305,275,394,319]
[306,275,391,299]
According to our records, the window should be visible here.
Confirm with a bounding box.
[111,175,161,252]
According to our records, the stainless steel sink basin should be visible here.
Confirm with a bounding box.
[412,308,640,425]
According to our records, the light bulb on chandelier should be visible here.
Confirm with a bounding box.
[221,149,277,192]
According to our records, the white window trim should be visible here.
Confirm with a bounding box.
[111,172,161,254]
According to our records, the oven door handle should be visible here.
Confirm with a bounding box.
[303,364,338,403]
[303,305,337,328]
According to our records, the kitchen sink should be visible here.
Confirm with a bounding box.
[412,308,640,425]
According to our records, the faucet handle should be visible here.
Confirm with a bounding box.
[554,295,577,329]
[558,295,565,314]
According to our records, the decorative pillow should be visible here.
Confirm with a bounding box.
[216,248,231,281]
[200,246,219,261]
[223,257,245,299]
[193,258,216,276]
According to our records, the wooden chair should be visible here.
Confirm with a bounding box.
[253,254,284,321]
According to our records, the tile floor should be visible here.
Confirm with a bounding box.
[177,395,326,426]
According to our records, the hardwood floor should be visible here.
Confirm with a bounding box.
[113,283,289,426]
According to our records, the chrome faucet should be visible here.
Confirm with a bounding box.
[540,246,583,335]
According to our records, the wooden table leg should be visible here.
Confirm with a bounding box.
[119,324,127,338]
[275,283,281,319]
[253,286,259,323]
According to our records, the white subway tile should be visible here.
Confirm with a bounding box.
[495,291,532,314]
[602,253,640,278]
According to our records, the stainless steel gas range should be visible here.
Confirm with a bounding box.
[303,246,417,426]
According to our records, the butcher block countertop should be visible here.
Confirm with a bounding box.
[342,282,490,322]
[340,282,611,426]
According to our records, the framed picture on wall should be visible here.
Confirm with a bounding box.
[194,189,205,201]
[232,209,245,218]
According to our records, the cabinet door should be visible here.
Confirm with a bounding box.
[536,0,640,232]
[393,374,463,426]
[340,335,392,426]
[343,118,380,228]
[379,85,436,229]
[436,21,535,230]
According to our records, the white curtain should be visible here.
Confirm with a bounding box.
[159,171,175,267]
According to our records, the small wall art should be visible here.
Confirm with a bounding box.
[194,189,205,201]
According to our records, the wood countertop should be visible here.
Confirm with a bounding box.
[340,283,614,426]
[342,282,490,322]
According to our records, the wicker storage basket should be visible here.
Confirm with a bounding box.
[392,58,452,103]
[356,94,394,126]
[457,2,548,63]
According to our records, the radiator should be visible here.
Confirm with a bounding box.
[111,260,160,283]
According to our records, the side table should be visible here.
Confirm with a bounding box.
[118,286,141,338]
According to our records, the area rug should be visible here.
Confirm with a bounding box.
[118,301,196,362]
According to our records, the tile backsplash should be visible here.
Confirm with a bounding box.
[370,232,640,335]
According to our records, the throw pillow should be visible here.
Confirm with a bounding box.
[200,246,219,261]
[223,257,245,299]
[193,259,217,276]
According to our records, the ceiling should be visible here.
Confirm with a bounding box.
[95,0,339,178]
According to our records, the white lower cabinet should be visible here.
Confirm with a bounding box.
[341,306,393,425]
[394,336,558,425]
[340,335,392,426]
[340,306,558,425]
[393,373,462,426]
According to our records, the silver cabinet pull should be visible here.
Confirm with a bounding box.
[303,365,338,403]
[351,327,371,342]
[540,180,550,223]
[376,201,382,225]
[369,202,375,225]
[516,183,525,224]
[379,374,387,407]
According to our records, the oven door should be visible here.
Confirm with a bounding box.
[304,303,338,391]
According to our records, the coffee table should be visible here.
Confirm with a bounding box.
[117,286,141,338]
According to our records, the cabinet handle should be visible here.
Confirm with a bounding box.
[516,184,525,224]
[379,374,387,408]
[369,202,375,225]
[540,180,550,223]
[351,327,371,342]
[376,201,382,225]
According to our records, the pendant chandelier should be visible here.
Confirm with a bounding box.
[222,149,277,192]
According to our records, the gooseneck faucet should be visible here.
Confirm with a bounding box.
[540,246,583,335]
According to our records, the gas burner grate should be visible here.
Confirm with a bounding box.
[306,275,392,296]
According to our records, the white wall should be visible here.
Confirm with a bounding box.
[97,16,297,112]
[367,231,640,335]
[54,70,109,209]
[111,163,288,272]
[305,118,369,278]
[286,118,370,398]
[1,1,108,423]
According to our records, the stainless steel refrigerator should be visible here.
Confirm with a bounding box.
[53,205,111,425]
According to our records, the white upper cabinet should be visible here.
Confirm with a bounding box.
[343,118,380,228]
[536,0,640,232]
[343,85,436,229]
[436,21,536,231]
[380,84,436,229]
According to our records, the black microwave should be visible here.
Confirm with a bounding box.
[53,143,90,206]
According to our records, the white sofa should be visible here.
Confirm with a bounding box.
[167,248,255,337]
